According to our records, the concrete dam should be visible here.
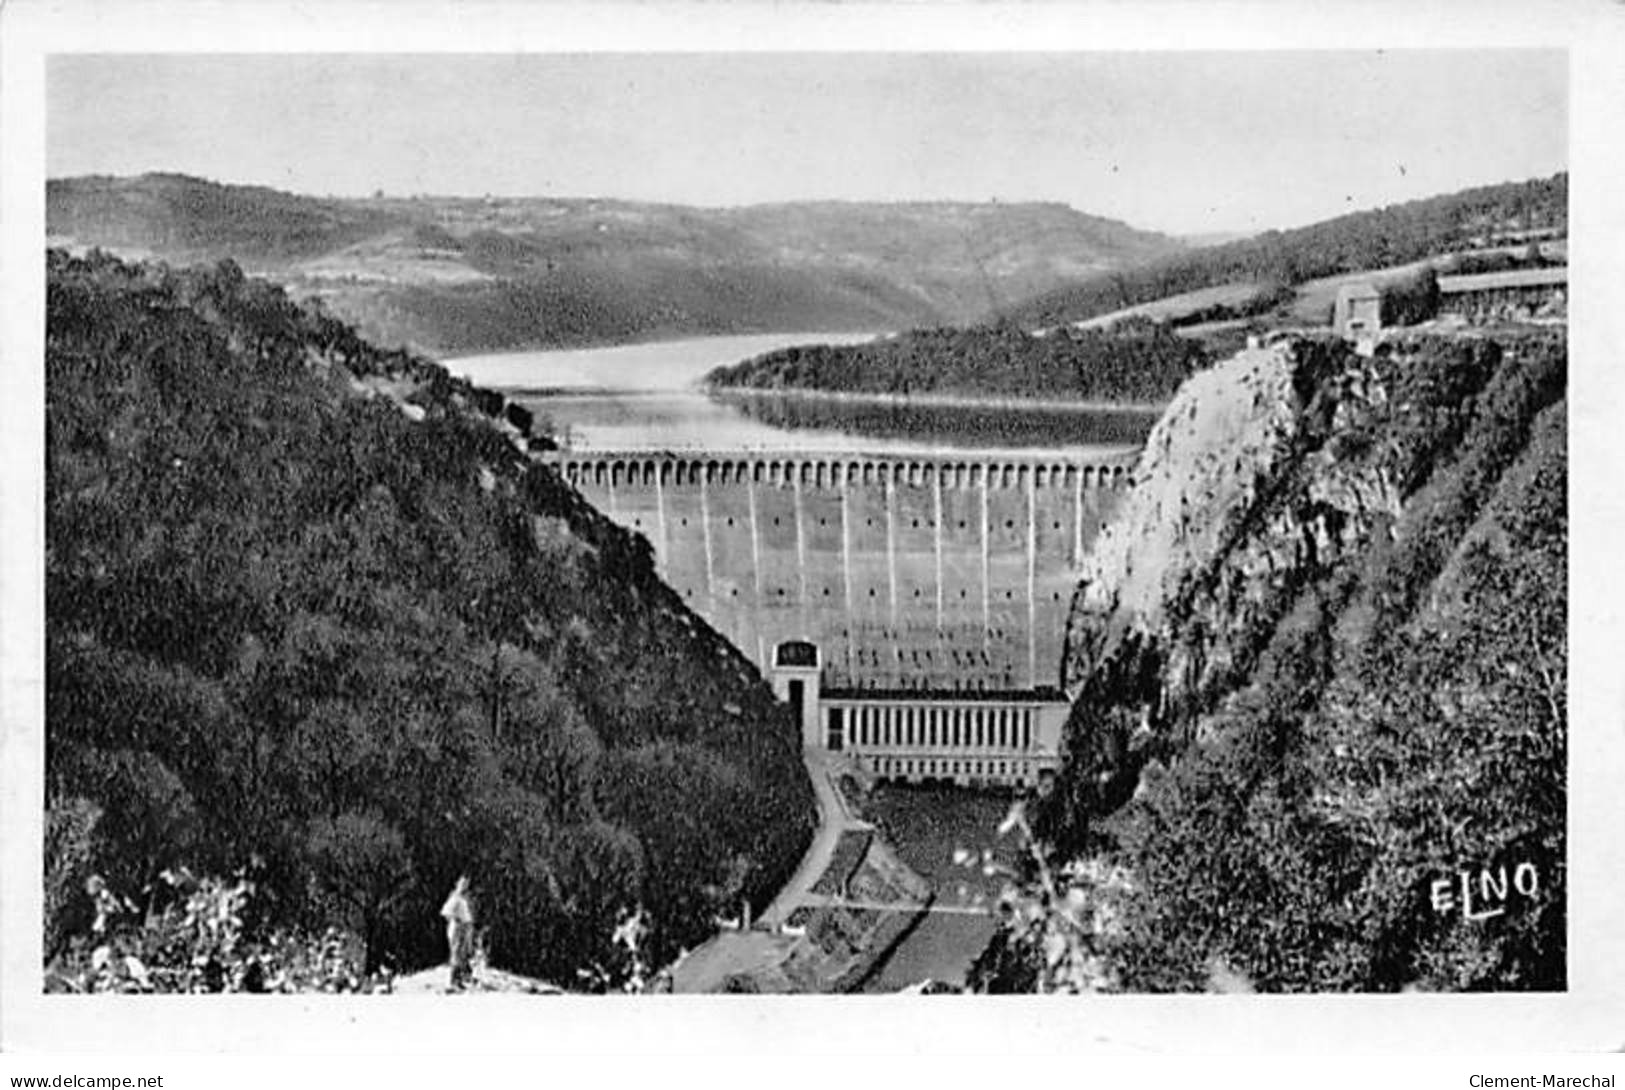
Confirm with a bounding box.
[552,448,1133,695]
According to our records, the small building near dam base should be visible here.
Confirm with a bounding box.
[768,639,1068,789]
[1334,281,1383,340]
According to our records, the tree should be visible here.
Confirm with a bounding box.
[306,812,415,973]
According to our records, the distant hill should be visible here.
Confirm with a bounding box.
[1002,174,1567,330]
[47,174,1183,354]
[706,320,1208,406]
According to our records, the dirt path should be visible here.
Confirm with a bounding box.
[761,750,867,926]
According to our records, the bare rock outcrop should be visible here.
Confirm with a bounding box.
[1048,331,1524,845]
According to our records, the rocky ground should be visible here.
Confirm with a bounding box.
[390,958,565,995]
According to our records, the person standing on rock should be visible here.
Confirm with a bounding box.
[441,875,475,990]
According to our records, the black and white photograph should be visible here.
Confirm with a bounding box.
[3,0,1624,1073]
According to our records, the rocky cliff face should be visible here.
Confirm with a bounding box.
[1057,337,1404,796]
[1035,329,1566,991]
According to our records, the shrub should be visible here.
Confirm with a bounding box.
[46,868,387,994]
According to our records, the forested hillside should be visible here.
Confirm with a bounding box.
[978,331,1566,992]
[705,319,1210,405]
[44,250,816,989]
[47,174,1182,353]
[1003,174,1567,330]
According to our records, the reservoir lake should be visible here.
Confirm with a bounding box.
[445,332,1159,456]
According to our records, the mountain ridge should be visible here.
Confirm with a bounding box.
[47,172,1183,354]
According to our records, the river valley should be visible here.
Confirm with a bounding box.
[445,332,1149,990]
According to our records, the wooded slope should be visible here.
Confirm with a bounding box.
[705,319,1210,405]
[45,250,816,987]
[1002,174,1567,331]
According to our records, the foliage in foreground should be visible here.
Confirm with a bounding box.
[47,867,385,994]
[965,803,1137,994]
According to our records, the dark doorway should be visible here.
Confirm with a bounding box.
[826,706,845,752]
[788,679,805,727]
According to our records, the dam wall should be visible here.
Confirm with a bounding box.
[549,449,1133,691]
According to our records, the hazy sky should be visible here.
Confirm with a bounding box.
[48,51,1566,235]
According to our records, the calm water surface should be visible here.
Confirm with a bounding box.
[447,332,879,393]
[444,334,1157,454]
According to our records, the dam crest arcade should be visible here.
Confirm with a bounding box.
[546,447,1134,788]
[556,451,1132,492]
